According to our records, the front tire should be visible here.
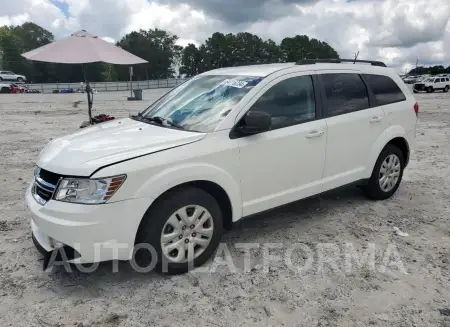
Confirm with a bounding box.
[17,77,23,82]
[135,187,223,274]
[364,144,404,200]
[426,86,433,93]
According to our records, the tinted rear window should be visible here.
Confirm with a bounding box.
[363,74,406,106]
[322,73,370,117]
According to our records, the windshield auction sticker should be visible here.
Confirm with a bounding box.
[219,79,249,88]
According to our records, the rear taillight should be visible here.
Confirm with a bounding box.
[414,102,419,117]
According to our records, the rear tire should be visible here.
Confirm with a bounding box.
[444,86,449,93]
[363,144,404,200]
[134,187,224,274]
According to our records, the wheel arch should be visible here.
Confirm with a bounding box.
[133,179,236,248]
[387,137,410,166]
[129,163,242,246]
[366,126,411,177]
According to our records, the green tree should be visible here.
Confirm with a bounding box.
[280,35,339,62]
[201,32,236,70]
[179,43,204,77]
[0,27,28,74]
[116,28,180,80]
[408,65,449,75]
[12,22,55,82]
[101,63,118,82]
[261,39,283,63]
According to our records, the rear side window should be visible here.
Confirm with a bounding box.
[321,73,369,117]
[364,74,406,106]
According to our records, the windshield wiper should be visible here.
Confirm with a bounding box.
[131,114,185,130]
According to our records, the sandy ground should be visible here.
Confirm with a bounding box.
[0,88,449,327]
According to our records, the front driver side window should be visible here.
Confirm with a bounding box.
[246,75,316,130]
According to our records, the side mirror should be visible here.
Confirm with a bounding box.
[237,111,271,135]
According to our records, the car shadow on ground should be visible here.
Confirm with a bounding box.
[43,185,368,288]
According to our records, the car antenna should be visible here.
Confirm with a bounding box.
[353,51,359,64]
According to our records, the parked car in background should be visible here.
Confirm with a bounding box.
[0,83,11,93]
[413,76,450,93]
[403,76,419,84]
[0,71,26,82]
[10,83,25,93]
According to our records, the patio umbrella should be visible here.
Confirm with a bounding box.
[22,30,148,124]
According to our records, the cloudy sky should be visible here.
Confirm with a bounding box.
[1,0,449,73]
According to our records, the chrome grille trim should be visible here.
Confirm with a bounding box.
[32,167,59,205]
[35,175,56,191]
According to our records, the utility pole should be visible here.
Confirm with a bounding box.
[415,58,419,74]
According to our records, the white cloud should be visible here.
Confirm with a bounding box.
[0,0,449,72]
[101,36,115,43]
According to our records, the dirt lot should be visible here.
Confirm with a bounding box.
[0,88,449,327]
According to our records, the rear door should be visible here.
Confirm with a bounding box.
[3,72,14,81]
[318,70,388,191]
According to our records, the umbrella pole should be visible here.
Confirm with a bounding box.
[86,82,92,125]
[82,64,93,125]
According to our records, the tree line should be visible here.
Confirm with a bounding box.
[0,22,340,83]
[407,65,450,75]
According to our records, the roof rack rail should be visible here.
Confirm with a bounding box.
[295,58,387,67]
[232,61,281,67]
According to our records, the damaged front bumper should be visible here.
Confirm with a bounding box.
[31,220,81,270]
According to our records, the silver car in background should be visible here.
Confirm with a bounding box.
[0,71,26,82]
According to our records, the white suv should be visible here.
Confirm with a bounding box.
[0,71,26,82]
[26,59,418,274]
[413,76,450,93]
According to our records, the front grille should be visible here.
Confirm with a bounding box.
[414,84,425,90]
[32,168,62,205]
[38,168,61,185]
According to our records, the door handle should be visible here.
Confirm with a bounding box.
[370,116,382,123]
[306,130,324,138]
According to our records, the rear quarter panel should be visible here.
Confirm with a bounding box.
[380,71,417,135]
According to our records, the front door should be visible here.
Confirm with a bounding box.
[235,73,327,216]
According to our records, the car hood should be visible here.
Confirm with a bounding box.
[37,118,205,176]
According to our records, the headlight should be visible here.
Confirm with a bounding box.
[54,175,126,204]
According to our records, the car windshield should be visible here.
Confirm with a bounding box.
[138,75,263,133]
